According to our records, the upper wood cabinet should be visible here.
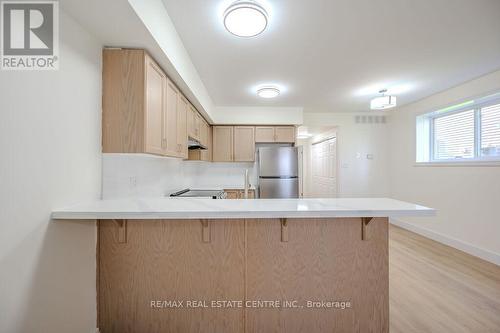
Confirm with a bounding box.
[187,104,201,141]
[212,126,255,162]
[199,118,209,148]
[255,127,275,143]
[255,126,296,143]
[188,119,212,161]
[144,55,166,156]
[275,126,296,143]
[164,79,180,157]
[234,126,255,162]
[102,49,188,158]
[176,94,189,159]
[212,126,234,162]
[202,125,212,161]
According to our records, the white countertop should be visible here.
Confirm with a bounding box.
[51,197,435,220]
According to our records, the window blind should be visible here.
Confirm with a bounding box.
[433,110,474,160]
[480,103,500,157]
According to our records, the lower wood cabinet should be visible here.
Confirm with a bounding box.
[224,189,255,199]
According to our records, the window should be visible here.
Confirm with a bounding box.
[481,103,500,158]
[416,93,500,163]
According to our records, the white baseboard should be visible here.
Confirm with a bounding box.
[390,218,500,266]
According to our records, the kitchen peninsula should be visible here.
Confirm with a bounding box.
[52,198,434,333]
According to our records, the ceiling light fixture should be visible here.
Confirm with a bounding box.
[370,89,397,110]
[224,1,268,37]
[257,86,280,98]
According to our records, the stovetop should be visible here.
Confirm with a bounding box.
[170,189,226,199]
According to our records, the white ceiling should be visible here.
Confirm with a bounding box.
[162,0,500,112]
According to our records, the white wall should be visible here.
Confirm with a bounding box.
[389,69,500,265]
[301,113,391,197]
[0,11,102,333]
[213,107,303,125]
[102,154,257,199]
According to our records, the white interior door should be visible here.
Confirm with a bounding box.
[311,137,337,197]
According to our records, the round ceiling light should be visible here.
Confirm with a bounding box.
[370,89,397,110]
[224,1,268,37]
[257,86,280,98]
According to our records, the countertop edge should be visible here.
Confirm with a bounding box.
[51,209,436,220]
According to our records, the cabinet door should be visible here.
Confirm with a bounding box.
[187,105,197,140]
[144,56,166,156]
[255,126,275,143]
[194,112,202,140]
[199,119,208,147]
[224,190,239,199]
[275,126,296,143]
[201,125,212,161]
[177,94,188,158]
[234,126,255,162]
[163,79,179,157]
[213,126,234,162]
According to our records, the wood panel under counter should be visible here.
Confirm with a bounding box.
[98,217,388,333]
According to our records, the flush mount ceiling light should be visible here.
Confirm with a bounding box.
[370,89,397,110]
[257,86,280,98]
[224,1,268,37]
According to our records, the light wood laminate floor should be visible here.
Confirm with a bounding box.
[389,225,500,333]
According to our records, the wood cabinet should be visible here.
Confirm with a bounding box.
[255,126,296,143]
[144,54,166,155]
[164,79,179,156]
[103,49,296,162]
[200,122,212,161]
[275,126,296,143]
[176,94,188,158]
[188,122,212,162]
[98,218,389,332]
[255,126,275,143]
[224,189,255,199]
[212,126,234,162]
[199,118,209,147]
[213,126,255,162]
[233,126,255,162]
[103,49,188,158]
[188,104,201,141]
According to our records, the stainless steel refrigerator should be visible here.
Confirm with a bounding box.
[258,147,299,198]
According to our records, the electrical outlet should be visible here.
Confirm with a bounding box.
[129,176,137,188]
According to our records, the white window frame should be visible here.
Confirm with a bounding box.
[416,93,500,165]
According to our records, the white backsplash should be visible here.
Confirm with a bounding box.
[102,154,258,199]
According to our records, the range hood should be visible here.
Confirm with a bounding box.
[188,138,207,150]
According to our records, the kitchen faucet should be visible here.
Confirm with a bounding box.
[244,169,250,199]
